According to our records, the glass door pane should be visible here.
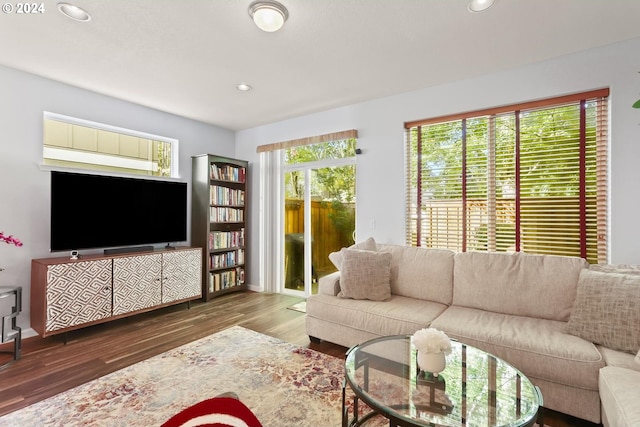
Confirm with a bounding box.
[282,138,356,296]
[310,165,355,294]
[284,170,305,291]
[283,164,356,295]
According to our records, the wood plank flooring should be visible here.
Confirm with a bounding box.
[0,291,597,426]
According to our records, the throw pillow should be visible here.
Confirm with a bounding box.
[589,264,640,275]
[338,248,392,301]
[161,396,263,427]
[328,236,377,270]
[566,269,640,353]
[636,349,640,365]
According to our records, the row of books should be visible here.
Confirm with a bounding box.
[209,229,245,250]
[209,268,245,292]
[209,249,245,269]
[210,207,244,223]
[210,185,245,206]
[210,164,246,183]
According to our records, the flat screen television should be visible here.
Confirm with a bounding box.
[50,171,187,252]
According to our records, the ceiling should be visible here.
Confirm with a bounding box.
[2,0,640,131]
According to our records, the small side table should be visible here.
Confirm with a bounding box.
[0,286,22,369]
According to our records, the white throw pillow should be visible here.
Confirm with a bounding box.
[337,248,392,301]
[328,237,377,270]
[636,349,640,366]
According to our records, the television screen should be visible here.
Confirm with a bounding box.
[50,171,187,252]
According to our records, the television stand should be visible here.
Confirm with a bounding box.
[30,247,203,338]
[104,245,154,255]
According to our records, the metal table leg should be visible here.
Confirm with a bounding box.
[1,286,22,369]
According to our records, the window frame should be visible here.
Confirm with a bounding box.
[42,111,180,178]
[405,89,609,263]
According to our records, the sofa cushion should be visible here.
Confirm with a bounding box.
[306,293,448,338]
[338,248,392,301]
[318,271,341,296]
[566,269,640,353]
[430,306,604,391]
[452,251,587,321]
[599,367,640,427]
[377,245,455,305]
[328,237,377,270]
[598,346,640,372]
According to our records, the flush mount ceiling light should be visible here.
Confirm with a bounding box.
[236,83,253,91]
[248,0,288,32]
[57,2,91,21]
[468,0,495,12]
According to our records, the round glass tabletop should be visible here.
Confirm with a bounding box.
[344,334,542,427]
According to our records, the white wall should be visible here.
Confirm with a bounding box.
[236,36,640,289]
[0,65,235,334]
[3,36,640,334]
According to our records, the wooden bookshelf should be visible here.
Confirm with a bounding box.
[191,154,248,300]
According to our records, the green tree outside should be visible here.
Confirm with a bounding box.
[407,101,601,262]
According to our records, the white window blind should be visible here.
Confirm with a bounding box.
[405,89,608,263]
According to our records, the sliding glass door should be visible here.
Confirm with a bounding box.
[283,141,356,296]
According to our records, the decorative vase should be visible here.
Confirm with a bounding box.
[417,350,446,376]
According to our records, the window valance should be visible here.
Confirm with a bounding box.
[256,129,358,153]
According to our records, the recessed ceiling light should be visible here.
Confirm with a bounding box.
[57,2,91,22]
[468,0,495,13]
[236,83,253,92]
[248,0,288,32]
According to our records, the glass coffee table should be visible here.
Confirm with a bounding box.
[343,335,542,427]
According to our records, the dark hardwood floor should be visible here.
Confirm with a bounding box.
[0,291,598,426]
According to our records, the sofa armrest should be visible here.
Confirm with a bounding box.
[319,271,341,296]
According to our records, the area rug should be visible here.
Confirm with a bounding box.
[0,326,347,427]
[286,300,307,313]
[0,326,548,427]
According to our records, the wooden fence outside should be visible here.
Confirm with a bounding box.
[414,197,601,263]
[284,199,355,277]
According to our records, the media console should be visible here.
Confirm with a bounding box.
[30,247,202,338]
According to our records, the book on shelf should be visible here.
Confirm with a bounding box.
[209,228,245,250]
[210,185,245,206]
[209,267,245,292]
[210,207,244,222]
[209,249,244,269]
[210,164,246,183]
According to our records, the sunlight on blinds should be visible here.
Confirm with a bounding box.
[405,90,608,263]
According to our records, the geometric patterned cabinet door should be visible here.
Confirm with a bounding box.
[45,259,112,333]
[113,253,162,316]
[31,247,203,338]
[162,248,202,303]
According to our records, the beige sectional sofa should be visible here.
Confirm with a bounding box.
[305,241,640,425]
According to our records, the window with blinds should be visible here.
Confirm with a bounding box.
[405,89,608,263]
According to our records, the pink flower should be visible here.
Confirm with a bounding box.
[0,231,23,247]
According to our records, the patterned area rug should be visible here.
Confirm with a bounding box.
[0,327,548,427]
[0,326,347,427]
